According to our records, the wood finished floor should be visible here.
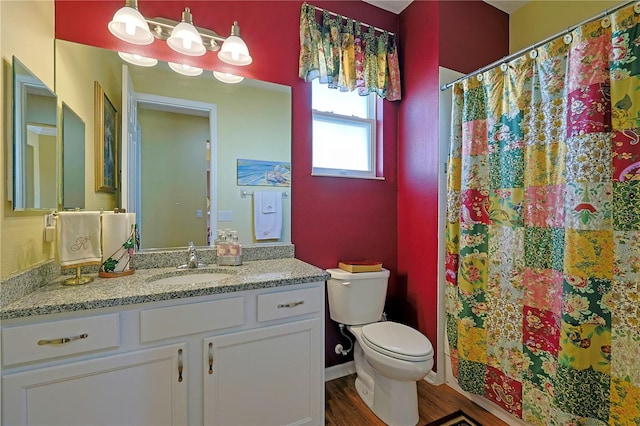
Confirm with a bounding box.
[325,374,509,426]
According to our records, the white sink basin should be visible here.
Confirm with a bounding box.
[150,273,231,286]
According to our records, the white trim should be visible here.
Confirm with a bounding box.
[311,173,385,181]
[324,361,356,382]
[436,67,465,386]
[423,369,438,385]
[26,124,56,136]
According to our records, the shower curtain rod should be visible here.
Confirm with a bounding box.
[440,0,637,91]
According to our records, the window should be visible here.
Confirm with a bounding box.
[311,79,377,179]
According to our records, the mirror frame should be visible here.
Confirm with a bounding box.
[12,56,58,211]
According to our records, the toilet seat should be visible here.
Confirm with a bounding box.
[360,321,433,362]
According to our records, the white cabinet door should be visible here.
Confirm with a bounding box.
[204,318,324,426]
[2,343,187,426]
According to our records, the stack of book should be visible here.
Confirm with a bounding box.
[337,260,383,273]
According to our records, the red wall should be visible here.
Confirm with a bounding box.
[55,0,399,368]
[439,1,509,73]
[397,0,508,370]
[397,0,441,365]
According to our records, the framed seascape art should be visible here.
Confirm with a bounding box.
[94,81,118,193]
[237,159,291,187]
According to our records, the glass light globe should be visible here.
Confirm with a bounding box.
[167,9,205,56]
[213,71,244,84]
[108,6,154,45]
[218,35,252,66]
[118,52,158,67]
[168,62,203,77]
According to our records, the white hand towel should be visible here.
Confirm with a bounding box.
[56,211,102,268]
[101,212,136,273]
[254,191,282,240]
[261,191,278,213]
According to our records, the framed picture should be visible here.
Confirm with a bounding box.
[237,159,291,187]
[94,81,118,193]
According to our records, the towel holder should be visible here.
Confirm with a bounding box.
[240,190,288,199]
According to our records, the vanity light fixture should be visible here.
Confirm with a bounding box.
[213,71,244,84]
[168,62,203,77]
[109,0,252,65]
[118,52,158,67]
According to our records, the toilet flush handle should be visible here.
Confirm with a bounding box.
[342,281,351,287]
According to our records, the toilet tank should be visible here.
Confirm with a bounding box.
[326,268,390,325]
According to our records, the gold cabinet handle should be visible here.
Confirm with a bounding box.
[277,301,304,309]
[37,333,88,346]
[178,348,183,382]
[208,342,213,374]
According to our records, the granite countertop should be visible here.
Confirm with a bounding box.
[1,258,330,321]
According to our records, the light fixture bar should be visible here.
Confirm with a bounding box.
[146,16,225,51]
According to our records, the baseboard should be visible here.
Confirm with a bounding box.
[324,361,355,382]
[424,369,438,384]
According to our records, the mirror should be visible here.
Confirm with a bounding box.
[12,56,58,210]
[54,40,291,248]
[61,103,86,210]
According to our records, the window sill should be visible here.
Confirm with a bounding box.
[311,172,385,181]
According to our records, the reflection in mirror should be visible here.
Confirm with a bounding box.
[54,40,291,248]
[12,56,58,210]
[62,103,86,210]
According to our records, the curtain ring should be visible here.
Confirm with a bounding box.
[500,63,508,72]
[601,15,611,29]
[477,74,484,82]
[634,2,640,13]
[563,33,573,45]
[529,49,538,59]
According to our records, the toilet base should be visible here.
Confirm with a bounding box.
[355,376,374,408]
[353,344,420,426]
[371,373,419,426]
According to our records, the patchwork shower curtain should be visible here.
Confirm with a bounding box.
[445,4,639,425]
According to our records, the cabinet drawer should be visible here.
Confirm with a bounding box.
[2,313,120,367]
[140,297,244,343]
[257,286,322,322]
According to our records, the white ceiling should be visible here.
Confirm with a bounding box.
[482,0,528,14]
[363,0,528,15]
[362,0,413,14]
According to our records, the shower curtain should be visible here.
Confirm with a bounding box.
[445,3,639,425]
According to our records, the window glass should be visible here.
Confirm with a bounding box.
[312,81,369,118]
[312,117,371,171]
[311,80,377,179]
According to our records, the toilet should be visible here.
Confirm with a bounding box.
[326,268,433,426]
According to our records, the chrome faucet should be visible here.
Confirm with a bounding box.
[187,241,199,268]
[177,242,207,269]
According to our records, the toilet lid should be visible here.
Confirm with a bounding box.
[361,321,433,362]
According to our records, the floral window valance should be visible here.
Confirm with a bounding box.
[298,2,401,101]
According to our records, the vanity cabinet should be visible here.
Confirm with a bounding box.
[1,281,325,426]
[204,319,323,426]
[2,343,187,426]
